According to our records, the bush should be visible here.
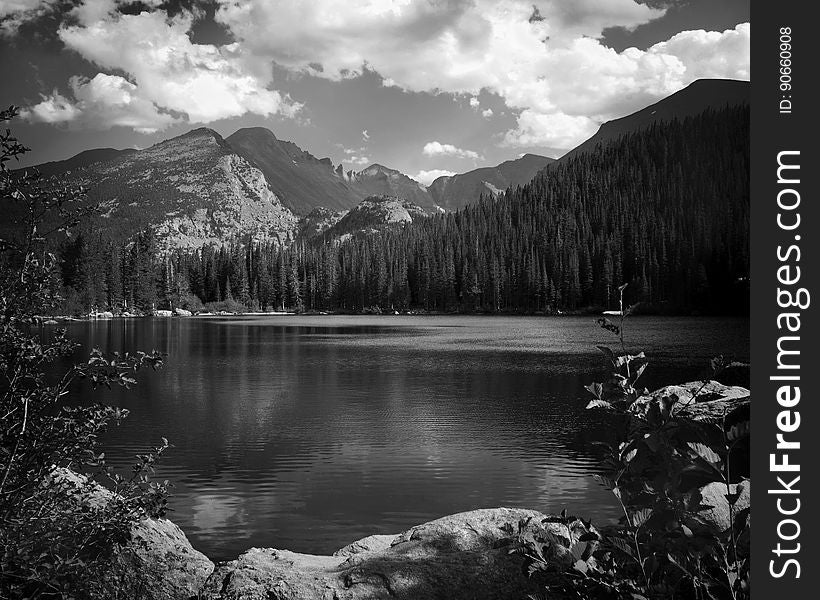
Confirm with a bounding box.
[517,284,750,600]
[202,298,248,313]
[0,107,169,599]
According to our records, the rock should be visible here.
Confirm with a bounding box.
[333,534,398,557]
[155,309,173,317]
[175,307,193,316]
[117,518,215,600]
[629,380,749,423]
[694,480,751,533]
[44,468,214,599]
[201,508,548,600]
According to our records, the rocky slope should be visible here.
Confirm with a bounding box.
[227,127,362,213]
[58,128,299,250]
[428,153,554,211]
[297,206,348,240]
[227,128,441,214]
[323,195,427,240]
[347,164,439,213]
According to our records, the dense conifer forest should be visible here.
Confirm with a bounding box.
[57,106,749,315]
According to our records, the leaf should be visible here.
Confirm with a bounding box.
[622,448,638,463]
[592,474,617,489]
[687,442,721,464]
[667,553,692,577]
[631,508,652,528]
[585,399,614,411]
[573,559,589,574]
[570,541,587,561]
[597,345,616,364]
[608,535,634,557]
[585,382,604,399]
[727,420,749,442]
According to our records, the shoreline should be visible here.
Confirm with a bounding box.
[36,308,745,323]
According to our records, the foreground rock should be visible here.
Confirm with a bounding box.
[629,380,749,423]
[45,468,214,599]
[202,508,547,600]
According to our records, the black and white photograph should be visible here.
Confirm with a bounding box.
[0,1,760,599]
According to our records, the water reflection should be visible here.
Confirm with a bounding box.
[56,315,748,561]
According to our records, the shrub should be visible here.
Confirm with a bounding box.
[202,298,248,313]
[517,284,750,600]
[0,107,169,599]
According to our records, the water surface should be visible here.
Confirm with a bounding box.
[58,315,748,561]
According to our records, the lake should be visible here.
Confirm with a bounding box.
[56,315,748,562]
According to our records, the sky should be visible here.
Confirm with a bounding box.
[0,0,750,184]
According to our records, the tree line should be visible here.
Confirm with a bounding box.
[57,105,749,315]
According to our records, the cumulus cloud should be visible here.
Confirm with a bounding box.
[423,141,481,160]
[55,8,299,128]
[22,73,176,133]
[469,97,480,109]
[362,129,370,141]
[481,108,494,118]
[0,0,58,35]
[414,169,456,186]
[214,0,749,151]
[347,155,371,166]
[21,2,299,132]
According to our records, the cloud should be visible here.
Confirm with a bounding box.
[214,0,749,151]
[361,129,370,141]
[481,108,493,118]
[423,141,481,160]
[20,91,81,124]
[0,0,58,35]
[22,73,176,133]
[21,4,299,132]
[503,110,596,149]
[346,155,370,166]
[469,97,480,109]
[414,169,456,186]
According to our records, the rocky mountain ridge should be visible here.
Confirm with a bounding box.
[24,78,750,252]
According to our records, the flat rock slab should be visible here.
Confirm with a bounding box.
[202,507,546,600]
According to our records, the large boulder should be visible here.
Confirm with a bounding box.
[44,468,214,599]
[202,508,549,600]
[629,380,749,423]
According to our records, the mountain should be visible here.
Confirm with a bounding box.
[323,195,427,240]
[22,147,137,178]
[428,153,553,211]
[347,164,438,212]
[51,128,298,249]
[298,206,347,240]
[226,127,361,213]
[560,78,750,162]
[227,128,440,214]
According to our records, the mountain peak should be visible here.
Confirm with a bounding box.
[229,127,279,142]
[357,163,397,177]
[560,78,749,161]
